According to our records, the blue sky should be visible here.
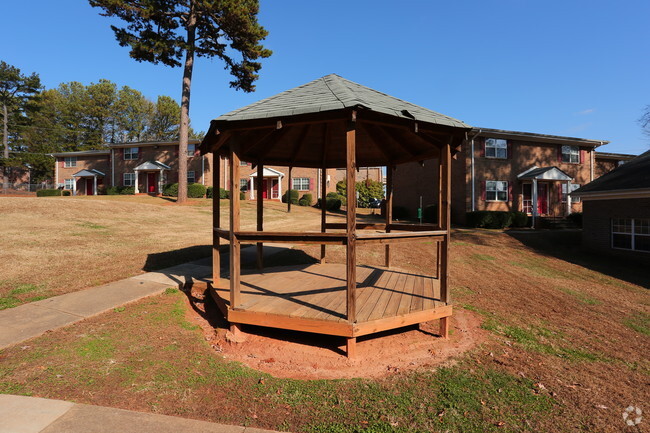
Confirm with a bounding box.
[2,0,649,154]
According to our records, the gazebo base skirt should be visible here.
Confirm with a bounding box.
[208,263,452,342]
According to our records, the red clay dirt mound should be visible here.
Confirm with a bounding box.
[184,283,487,380]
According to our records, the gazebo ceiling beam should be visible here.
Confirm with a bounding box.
[359,122,397,162]
[288,124,314,165]
[254,125,295,160]
[378,125,420,157]
[242,128,278,155]
[212,109,352,133]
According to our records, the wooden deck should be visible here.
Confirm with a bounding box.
[210,263,452,338]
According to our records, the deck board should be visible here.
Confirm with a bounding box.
[211,263,447,332]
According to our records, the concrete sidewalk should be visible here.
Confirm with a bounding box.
[0,244,291,349]
[0,394,280,433]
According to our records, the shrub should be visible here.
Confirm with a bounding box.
[37,189,64,197]
[567,212,583,227]
[318,197,342,211]
[240,191,245,200]
[119,186,135,195]
[187,183,207,198]
[337,179,385,208]
[300,193,313,206]
[62,190,71,196]
[106,186,119,195]
[423,204,438,224]
[206,186,213,198]
[327,191,347,207]
[465,211,528,229]
[163,183,178,197]
[512,212,529,228]
[282,189,299,204]
[392,206,410,220]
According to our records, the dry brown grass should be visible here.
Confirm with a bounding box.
[0,195,328,308]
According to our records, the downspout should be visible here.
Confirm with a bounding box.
[201,156,205,185]
[111,148,115,187]
[468,129,482,212]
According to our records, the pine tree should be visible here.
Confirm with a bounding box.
[0,61,41,190]
[89,0,272,202]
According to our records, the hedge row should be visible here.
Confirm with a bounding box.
[162,183,208,198]
[465,211,529,229]
[107,186,135,195]
[36,189,71,197]
[317,197,342,211]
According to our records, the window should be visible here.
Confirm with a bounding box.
[292,177,310,191]
[64,179,74,190]
[485,138,508,159]
[561,145,579,164]
[612,218,650,252]
[187,171,195,184]
[561,183,582,203]
[123,173,135,186]
[64,157,77,168]
[240,178,249,192]
[187,143,196,157]
[124,147,139,160]
[486,180,508,202]
[240,160,249,166]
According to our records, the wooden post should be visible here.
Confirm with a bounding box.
[229,143,241,309]
[440,316,449,339]
[384,165,393,268]
[436,154,444,279]
[287,166,292,212]
[212,155,221,285]
[320,167,327,263]
[346,337,356,359]
[346,117,357,323]
[440,142,451,305]
[256,163,264,270]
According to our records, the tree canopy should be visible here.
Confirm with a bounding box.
[89,0,272,202]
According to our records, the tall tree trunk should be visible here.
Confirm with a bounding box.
[177,7,196,204]
[2,103,8,192]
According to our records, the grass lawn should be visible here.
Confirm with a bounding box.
[1,196,648,432]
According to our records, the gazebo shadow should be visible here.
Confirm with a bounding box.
[506,230,650,289]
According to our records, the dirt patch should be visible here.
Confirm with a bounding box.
[185,283,487,380]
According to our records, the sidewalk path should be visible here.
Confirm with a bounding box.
[0,244,291,349]
[0,394,280,433]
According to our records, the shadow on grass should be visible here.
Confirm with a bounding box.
[506,230,650,289]
[142,245,213,272]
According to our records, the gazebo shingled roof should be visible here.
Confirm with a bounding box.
[200,74,470,168]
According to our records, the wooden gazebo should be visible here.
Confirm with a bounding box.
[200,74,470,358]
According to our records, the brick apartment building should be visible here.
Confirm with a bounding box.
[393,128,612,224]
[52,140,335,201]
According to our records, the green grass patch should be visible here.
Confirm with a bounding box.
[508,258,558,278]
[0,296,20,310]
[623,312,650,336]
[78,221,108,230]
[75,335,116,361]
[472,253,496,261]
[9,284,41,295]
[556,287,601,305]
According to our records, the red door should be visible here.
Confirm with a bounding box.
[262,179,268,199]
[147,173,156,193]
[537,183,548,215]
[86,179,93,195]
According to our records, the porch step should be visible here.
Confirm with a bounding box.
[539,217,580,230]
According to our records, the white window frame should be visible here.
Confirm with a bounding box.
[123,173,135,187]
[486,180,508,202]
[612,218,650,252]
[187,171,195,184]
[485,138,508,159]
[123,147,139,160]
[561,145,580,164]
[292,177,310,191]
[64,179,75,190]
[562,183,582,203]
[240,178,249,192]
[64,157,77,168]
[187,143,196,157]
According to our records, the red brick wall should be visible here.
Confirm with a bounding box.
[594,157,620,178]
[582,197,650,262]
[56,154,111,195]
